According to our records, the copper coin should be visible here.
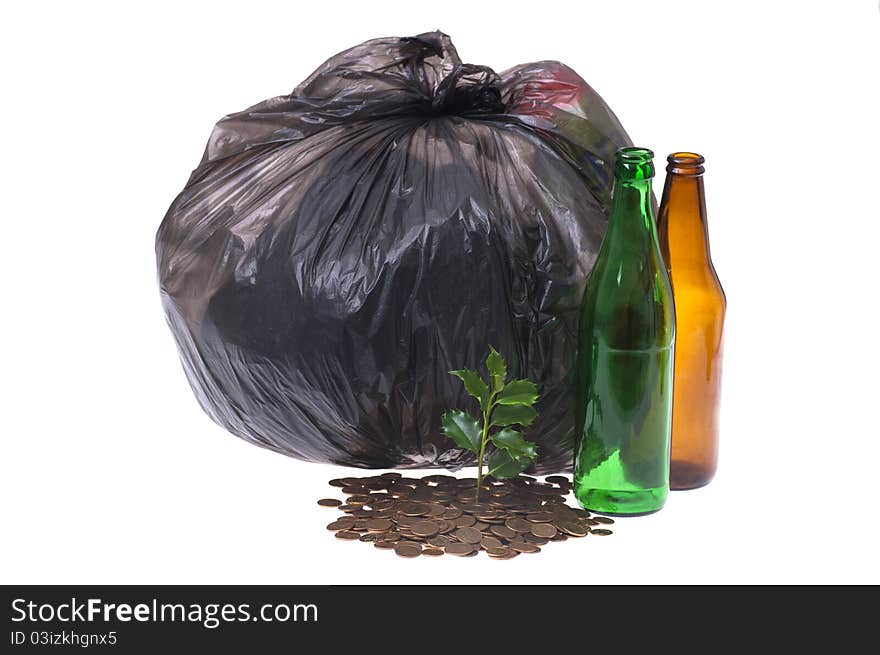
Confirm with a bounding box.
[523,534,549,545]
[453,515,476,528]
[374,541,396,549]
[326,518,356,531]
[366,519,393,533]
[486,546,518,559]
[427,535,451,548]
[593,516,615,525]
[453,527,483,544]
[442,508,463,520]
[317,498,342,507]
[530,523,557,539]
[422,548,445,557]
[505,518,532,533]
[490,525,517,540]
[445,543,477,556]
[359,533,384,542]
[328,479,348,487]
[544,475,569,485]
[335,530,360,540]
[591,529,613,536]
[434,519,453,534]
[557,521,588,537]
[411,520,441,538]
[480,536,504,550]
[394,542,422,558]
[399,502,431,517]
[525,512,554,523]
[509,541,541,554]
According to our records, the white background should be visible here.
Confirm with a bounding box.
[2,0,878,585]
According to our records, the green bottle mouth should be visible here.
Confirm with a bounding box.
[615,147,655,181]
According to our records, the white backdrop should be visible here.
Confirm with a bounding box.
[2,0,878,584]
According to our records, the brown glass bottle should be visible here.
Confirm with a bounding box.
[657,153,725,490]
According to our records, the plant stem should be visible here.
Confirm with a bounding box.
[476,408,490,503]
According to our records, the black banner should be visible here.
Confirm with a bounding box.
[0,585,871,651]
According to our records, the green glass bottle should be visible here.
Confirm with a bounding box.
[574,147,676,515]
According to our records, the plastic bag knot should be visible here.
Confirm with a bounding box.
[428,63,505,116]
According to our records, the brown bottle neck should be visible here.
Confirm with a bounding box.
[659,172,712,265]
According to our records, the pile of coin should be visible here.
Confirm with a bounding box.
[319,473,613,559]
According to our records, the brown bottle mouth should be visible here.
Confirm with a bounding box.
[667,152,705,175]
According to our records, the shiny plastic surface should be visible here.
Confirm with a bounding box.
[156,31,634,471]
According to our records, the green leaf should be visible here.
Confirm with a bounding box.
[486,346,507,392]
[491,428,538,461]
[449,369,491,412]
[487,449,533,479]
[490,404,538,428]
[440,410,481,453]
[495,379,539,406]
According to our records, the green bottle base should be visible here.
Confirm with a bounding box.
[573,485,667,516]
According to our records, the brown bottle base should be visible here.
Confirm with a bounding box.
[670,460,715,491]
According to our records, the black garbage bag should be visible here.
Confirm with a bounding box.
[156,31,633,473]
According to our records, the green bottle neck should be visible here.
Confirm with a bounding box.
[607,177,658,246]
